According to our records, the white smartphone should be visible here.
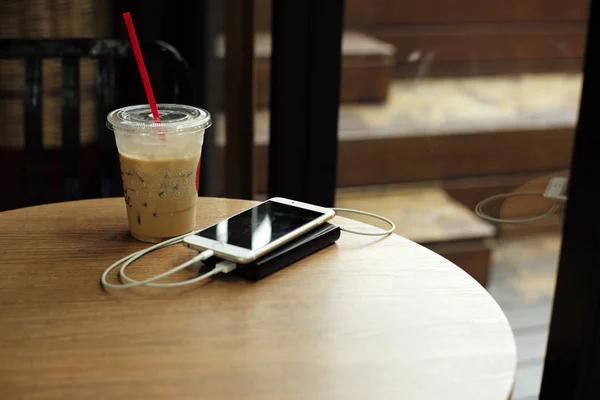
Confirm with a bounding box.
[183,197,335,263]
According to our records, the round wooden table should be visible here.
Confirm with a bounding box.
[0,198,516,399]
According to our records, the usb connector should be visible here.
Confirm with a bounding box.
[215,260,237,274]
[544,177,568,201]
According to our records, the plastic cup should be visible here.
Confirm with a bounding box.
[107,104,212,243]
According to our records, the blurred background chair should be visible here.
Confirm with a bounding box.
[0,38,197,210]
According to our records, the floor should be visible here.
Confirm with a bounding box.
[486,233,561,400]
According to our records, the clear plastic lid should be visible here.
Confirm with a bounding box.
[106,104,212,135]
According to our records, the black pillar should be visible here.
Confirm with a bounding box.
[268,0,344,207]
[540,1,600,399]
[223,0,255,200]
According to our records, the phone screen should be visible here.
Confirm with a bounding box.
[195,201,325,251]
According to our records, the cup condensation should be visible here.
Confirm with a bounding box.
[107,104,212,243]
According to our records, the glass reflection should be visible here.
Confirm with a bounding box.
[216,218,228,243]
[252,212,272,250]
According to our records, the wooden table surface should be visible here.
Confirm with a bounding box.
[0,198,516,400]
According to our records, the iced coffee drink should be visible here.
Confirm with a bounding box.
[107,104,211,243]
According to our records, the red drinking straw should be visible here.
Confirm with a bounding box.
[122,12,160,121]
[122,12,202,191]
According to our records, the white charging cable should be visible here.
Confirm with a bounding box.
[331,207,395,236]
[101,206,395,290]
[100,229,231,290]
[474,176,568,224]
[474,192,561,224]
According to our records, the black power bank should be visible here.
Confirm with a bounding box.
[204,223,340,281]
